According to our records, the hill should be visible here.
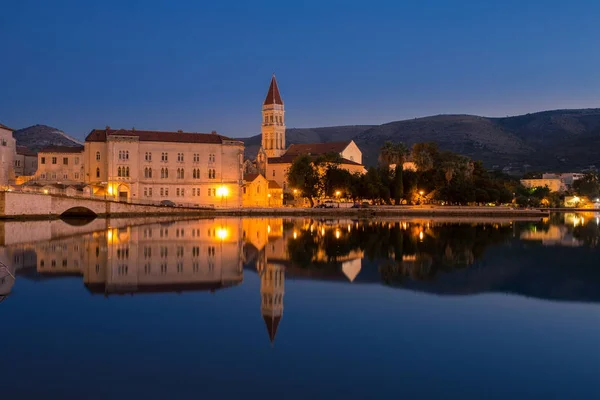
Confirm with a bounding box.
[13,124,83,152]
[239,109,600,172]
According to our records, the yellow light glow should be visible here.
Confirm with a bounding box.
[267,225,271,233]
[107,229,113,242]
[268,193,271,198]
[43,189,49,194]
[347,224,351,232]
[107,185,114,195]
[216,227,229,240]
[335,230,341,239]
[293,189,298,194]
[335,190,341,197]
[216,186,229,197]
[321,228,325,236]
[293,231,298,239]
[419,231,424,241]
[419,190,424,196]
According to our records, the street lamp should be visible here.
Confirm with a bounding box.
[217,186,229,207]
[267,193,271,207]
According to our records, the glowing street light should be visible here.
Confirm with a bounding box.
[217,186,229,207]
[335,190,341,198]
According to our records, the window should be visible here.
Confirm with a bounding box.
[243,187,246,194]
[165,168,168,178]
[208,169,216,179]
[125,150,129,160]
[177,153,184,162]
[41,173,46,179]
[208,188,212,196]
[96,167,100,178]
[145,152,152,161]
[74,157,79,165]
[212,188,216,196]
[193,153,199,162]
[118,167,122,177]
[181,188,184,196]
[63,173,68,179]
[96,152,100,161]
[126,167,129,177]
[41,157,46,164]
[162,152,168,162]
[165,188,169,196]
[144,188,147,197]
[273,169,275,177]
[149,188,153,197]
[160,188,164,196]
[149,168,152,178]
[176,188,180,196]
[51,173,56,179]
[52,157,57,164]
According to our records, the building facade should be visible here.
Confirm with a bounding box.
[84,128,244,207]
[0,123,16,188]
[14,146,38,177]
[34,146,85,184]
[261,75,286,158]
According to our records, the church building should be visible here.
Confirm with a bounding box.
[249,75,365,194]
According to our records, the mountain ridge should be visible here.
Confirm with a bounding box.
[238,108,600,171]
[13,124,83,152]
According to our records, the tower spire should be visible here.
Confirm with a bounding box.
[263,74,284,106]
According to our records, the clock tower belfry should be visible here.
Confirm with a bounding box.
[261,75,286,158]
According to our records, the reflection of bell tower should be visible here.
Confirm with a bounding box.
[261,74,286,158]
[258,250,285,344]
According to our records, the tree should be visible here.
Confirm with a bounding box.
[379,141,408,167]
[286,155,321,207]
[323,166,352,198]
[411,142,439,171]
[392,165,403,205]
[573,173,600,199]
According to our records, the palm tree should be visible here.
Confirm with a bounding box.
[379,141,408,168]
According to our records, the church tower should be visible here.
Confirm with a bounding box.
[261,75,286,158]
[258,254,285,345]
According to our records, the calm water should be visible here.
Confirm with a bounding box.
[1,213,599,399]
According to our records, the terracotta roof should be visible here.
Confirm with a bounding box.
[0,123,14,131]
[263,75,284,106]
[285,141,353,156]
[16,146,37,156]
[268,155,362,166]
[244,173,261,182]
[39,145,84,153]
[85,128,235,144]
[268,180,281,189]
[263,315,282,343]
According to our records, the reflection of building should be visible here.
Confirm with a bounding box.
[84,128,244,206]
[258,256,285,344]
[520,225,582,247]
[30,219,244,295]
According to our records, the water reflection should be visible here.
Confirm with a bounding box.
[1,213,600,341]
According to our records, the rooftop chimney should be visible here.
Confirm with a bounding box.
[211,130,217,135]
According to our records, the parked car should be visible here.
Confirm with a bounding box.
[160,200,176,207]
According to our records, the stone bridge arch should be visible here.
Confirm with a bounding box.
[60,206,98,218]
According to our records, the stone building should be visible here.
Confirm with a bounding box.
[34,146,85,185]
[253,76,366,193]
[0,123,16,188]
[242,173,284,207]
[84,128,244,207]
[14,146,38,177]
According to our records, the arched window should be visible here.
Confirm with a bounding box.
[144,168,148,178]
[149,168,152,178]
[126,151,129,160]
[96,152,100,161]
[118,151,122,160]
[193,169,196,179]
[165,168,168,178]
[126,167,130,177]
[161,168,164,179]
[96,167,100,178]
[118,167,122,177]
[180,169,184,179]
[270,139,274,149]
[270,115,273,123]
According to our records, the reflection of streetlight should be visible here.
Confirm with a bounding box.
[293,231,298,239]
[267,192,271,206]
[335,229,341,239]
[216,227,229,240]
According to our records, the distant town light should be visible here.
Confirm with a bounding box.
[293,231,298,239]
[335,229,341,239]
[419,190,424,196]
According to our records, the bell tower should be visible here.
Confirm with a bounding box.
[261,74,286,158]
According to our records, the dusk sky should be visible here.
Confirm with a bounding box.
[2,0,600,140]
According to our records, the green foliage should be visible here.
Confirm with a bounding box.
[286,155,321,206]
[379,141,408,167]
[573,173,600,198]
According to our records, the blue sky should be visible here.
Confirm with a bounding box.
[2,0,600,140]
